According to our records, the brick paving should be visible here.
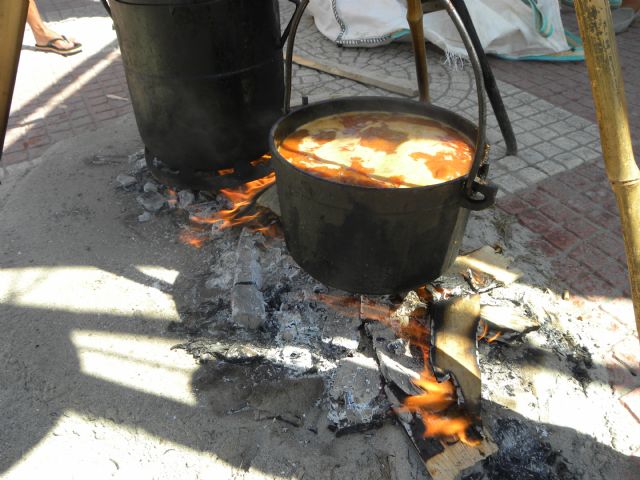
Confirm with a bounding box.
[3,1,130,166]
[2,0,639,432]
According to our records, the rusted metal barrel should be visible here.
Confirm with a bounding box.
[107,0,298,185]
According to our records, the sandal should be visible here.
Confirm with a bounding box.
[35,35,82,56]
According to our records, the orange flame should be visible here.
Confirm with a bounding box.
[178,229,207,249]
[477,319,489,341]
[189,171,277,234]
[477,319,501,343]
[487,331,502,343]
[312,293,360,318]
[177,157,279,248]
[421,412,479,446]
[167,188,178,208]
[367,293,480,447]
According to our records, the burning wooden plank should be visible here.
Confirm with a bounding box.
[430,295,482,418]
[425,434,498,480]
[362,290,498,480]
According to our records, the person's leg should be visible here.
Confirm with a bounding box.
[26,0,81,53]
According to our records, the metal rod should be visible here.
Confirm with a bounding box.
[440,0,487,198]
[450,0,517,155]
[284,0,310,113]
[406,0,430,103]
[573,0,640,338]
[0,0,29,161]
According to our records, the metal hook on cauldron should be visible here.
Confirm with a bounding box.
[284,0,310,115]
[439,0,496,209]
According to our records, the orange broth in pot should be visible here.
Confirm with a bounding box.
[277,111,474,188]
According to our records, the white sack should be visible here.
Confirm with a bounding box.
[308,0,570,58]
[308,0,409,47]
[423,0,569,58]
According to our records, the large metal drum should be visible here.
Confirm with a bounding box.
[108,0,296,181]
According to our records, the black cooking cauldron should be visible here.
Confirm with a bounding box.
[269,0,498,294]
[101,0,301,187]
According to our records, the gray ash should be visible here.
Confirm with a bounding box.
[475,419,576,480]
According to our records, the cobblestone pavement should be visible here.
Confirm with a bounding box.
[3,0,639,433]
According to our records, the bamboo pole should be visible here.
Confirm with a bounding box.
[407,0,430,102]
[573,0,640,337]
[0,0,28,160]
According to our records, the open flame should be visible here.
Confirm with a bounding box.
[477,319,502,343]
[178,229,208,249]
[177,157,280,248]
[372,297,480,447]
[189,171,277,234]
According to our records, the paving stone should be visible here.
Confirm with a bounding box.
[556,170,593,190]
[567,270,619,297]
[551,255,586,283]
[567,130,599,145]
[499,155,528,172]
[519,187,553,208]
[519,149,546,165]
[0,150,28,166]
[516,132,542,148]
[575,162,608,182]
[586,208,621,232]
[516,118,541,131]
[542,225,579,251]
[620,388,640,423]
[527,238,560,258]
[533,142,565,159]
[493,173,529,194]
[517,209,554,235]
[563,218,599,238]
[606,359,640,397]
[513,167,547,185]
[497,196,529,215]
[613,338,640,376]
[590,232,626,262]
[551,136,581,151]
[573,146,602,162]
[536,159,566,176]
[600,298,636,331]
[535,127,559,142]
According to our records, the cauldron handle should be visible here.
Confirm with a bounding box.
[440,0,496,207]
[280,0,304,48]
[284,0,310,114]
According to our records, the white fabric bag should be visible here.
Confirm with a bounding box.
[423,0,570,58]
[308,0,570,58]
[308,0,409,47]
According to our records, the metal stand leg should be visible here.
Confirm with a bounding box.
[451,0,518,155]
[408,0,430,103]
[0,0,29,161]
